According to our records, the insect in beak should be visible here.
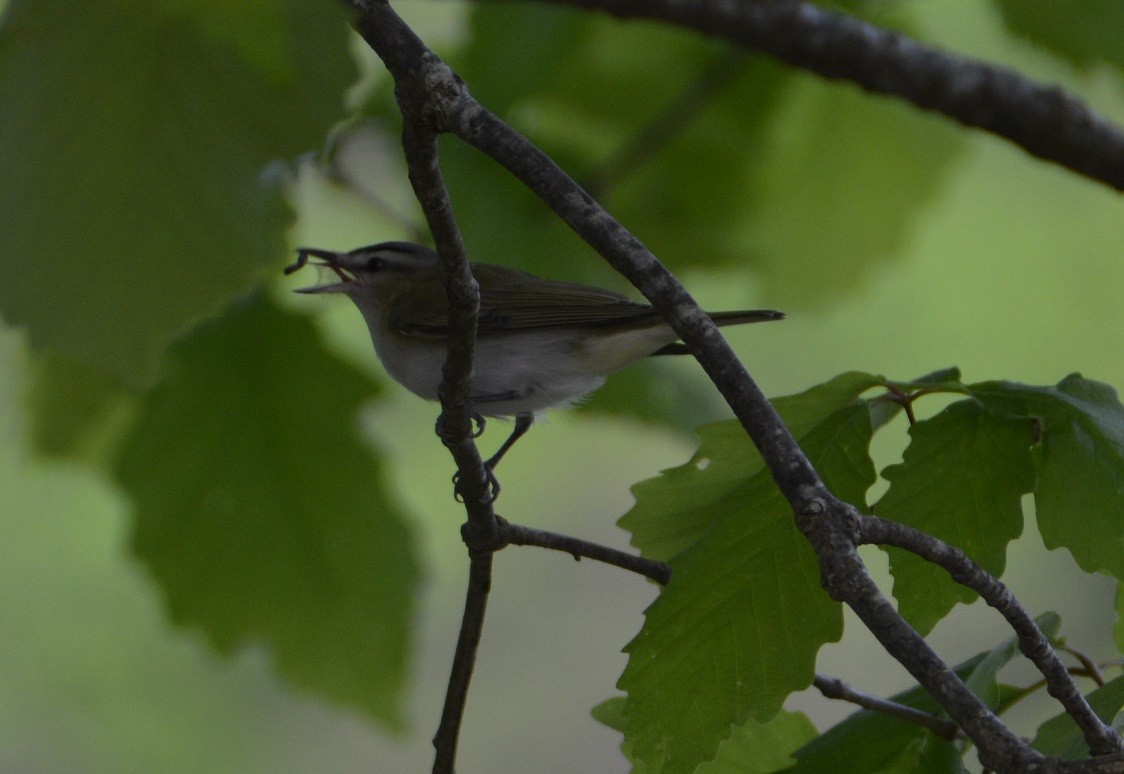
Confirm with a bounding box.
[287,248,357,293]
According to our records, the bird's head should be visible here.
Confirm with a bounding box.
[286,241,440,304]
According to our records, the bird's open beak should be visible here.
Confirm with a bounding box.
[286,248,357,294]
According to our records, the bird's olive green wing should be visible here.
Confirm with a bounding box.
[388,263,662,336]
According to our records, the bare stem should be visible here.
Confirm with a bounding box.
[813,674,960,741]
[432,552,494,773]
[501,518,672,585]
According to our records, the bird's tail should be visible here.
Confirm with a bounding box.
[650,309,784,356]
[709,309,785,326]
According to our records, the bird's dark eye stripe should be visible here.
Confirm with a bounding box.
[366,256,384,271]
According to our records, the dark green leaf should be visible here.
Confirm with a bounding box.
[605,55,791,270]
[994,0,1124,70]
[970,375,1124,581]
[456,4,594,116]
[621,371,881,562]
[879,400,1036,634]
[114,294,416,728]
[1032,675,1124,760]
[619,398,877,772]
[447,8,785,285]
[25,353,133,462]
[0,0,353,384]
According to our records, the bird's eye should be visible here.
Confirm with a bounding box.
[365,255,384,271]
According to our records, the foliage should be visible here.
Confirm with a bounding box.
[612,373,1124,772]
[1,0,1123,772]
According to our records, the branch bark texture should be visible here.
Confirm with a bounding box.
[528,0,1124,191]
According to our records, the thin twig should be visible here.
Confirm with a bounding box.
[356,14,501,770]
[501,518,672,584]
[432,552,494,773]
[525,0,1124,191]
[1001,668,1098,715]
[1062,646,1108,688]
[859,514,1122,757]
[812,674,961,741]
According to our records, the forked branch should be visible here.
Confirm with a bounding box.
[348,0,1124,770]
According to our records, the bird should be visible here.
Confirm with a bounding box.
[286,241,782,498]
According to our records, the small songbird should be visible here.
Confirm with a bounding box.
[287,241,782,495]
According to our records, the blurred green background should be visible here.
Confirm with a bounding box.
[1,0,1122,771]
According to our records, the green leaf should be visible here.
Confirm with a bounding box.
[446,8,787,285]
[605,55,792,271]
[457,4,594,116]
[970,375,1124,581]
[113,294,417,728]
[579,358,729,432]
[622,371,881,562]
[0,0,353,384]
[994,0,1124,71]
[593,698,817,774]
[24,354,134,462]
[879,400,1036,634]
[619,398,877,772]
[743,78,964,309]
[697,710,819,774]
[1033,675,1124,760]
[591,696,629,734]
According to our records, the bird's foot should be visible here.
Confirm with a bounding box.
[435,412,487,443]
[452,461,500,504]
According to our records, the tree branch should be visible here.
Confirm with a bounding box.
[499,517,672,585]
[432,552,494,772]
[522,0,1124,192]
[353,10,501,769]
[859,514,1123,758]
[346,1,1124,770]
[812,673,960,741]
[348,3,1053,769]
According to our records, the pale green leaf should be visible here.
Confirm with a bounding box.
[963,612,1061,710]
[743,79,964,309]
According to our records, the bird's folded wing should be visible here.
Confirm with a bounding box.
[389,263,661,336]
